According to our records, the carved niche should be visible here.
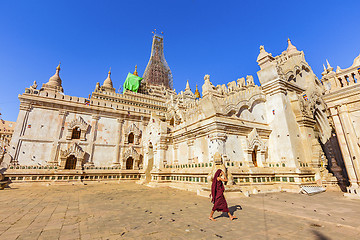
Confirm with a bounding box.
[246,128,267,167]
[59,142,85,170]
[124,123,141,145]
[122,146,140,170]
[66,116,89,141]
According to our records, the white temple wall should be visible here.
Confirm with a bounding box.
[265,93,300,167]
[17,141,53,166]
[208,138,222,158]
[224,135,245,162]
[96,117,118,145]
[349,111,360,140]
[153,147,162,168]
[193,136,209,163]
[166,145,173,164]
[177,142,188,164]
[238,108,252,121]
[92,145,116,166]
[14,107,59,166]
[251,101,267,123]
[24,108,59,139]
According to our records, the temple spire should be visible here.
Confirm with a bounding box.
[143,34,173,89]
[41,63,64,93]
[194,84,201,99]
[133,65,138,76]
[286,38,298,53]
[326,59,334,72]
[101,67,115,93]
[185,80,191,91]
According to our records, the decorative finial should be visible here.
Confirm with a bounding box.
[286,38,298,53]
[260,45,264,51]
[195,84,201,99]
[133,65,138,76]
[326,59,331,69]
[56,62,61,71]
[323,64,327,72]
[326,59,333,72]
[108,67,111,75]
[204,74,210,81]
[185,80,190,91]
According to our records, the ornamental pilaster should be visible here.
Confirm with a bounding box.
[114,118,124,166]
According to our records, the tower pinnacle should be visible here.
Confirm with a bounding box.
[142,34,173,89]
[101,68,115,93]
[326,59,334,72]
[286,38,298,53]
[41,63,64,93]
[195,84,201,99]
[185,80,190,91]
[133,65,138,76]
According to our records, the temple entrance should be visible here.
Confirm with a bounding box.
[65,155,77,169]
[252,146,258,167]
[126,157,134,169]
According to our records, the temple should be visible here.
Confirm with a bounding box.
[2,34,360,198]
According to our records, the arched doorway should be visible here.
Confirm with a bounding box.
[128,132,134,144]
[65,155,77,169]
[252,146,258,167]
[126,157,134,169]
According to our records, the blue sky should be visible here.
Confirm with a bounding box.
[0,0,359,122]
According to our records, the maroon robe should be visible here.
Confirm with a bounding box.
[211,169,229,212]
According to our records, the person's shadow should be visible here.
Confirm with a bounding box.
[214,205,242,219]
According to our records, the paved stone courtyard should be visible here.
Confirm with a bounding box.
[0,182,360,240]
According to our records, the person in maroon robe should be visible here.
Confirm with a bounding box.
[209,169,236,221]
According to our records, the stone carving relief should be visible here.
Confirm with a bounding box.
[246,75,255,87]
[247,128,266,151]
[227,81,238,92]
[30,81,38,89]
[297,94,312,117]
[59,142,85,170]
[237,77,246,88]
[202,74,216,96]
[246,128,267,167]
[123,146,139,160]
[124,123,141,144]
[66,116,89,141]
[216,84,228,95]
[122,146,140,170]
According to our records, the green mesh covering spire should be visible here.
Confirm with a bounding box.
[123,73,143,93]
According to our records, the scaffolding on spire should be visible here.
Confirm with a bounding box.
[142,32,173,89]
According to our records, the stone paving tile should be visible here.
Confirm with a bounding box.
[1,183,360,239]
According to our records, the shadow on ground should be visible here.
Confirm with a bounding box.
[312,230,331,240]
[214,205,242,219]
